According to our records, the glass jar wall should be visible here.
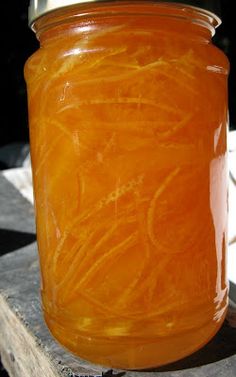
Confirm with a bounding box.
[25,2,229,369]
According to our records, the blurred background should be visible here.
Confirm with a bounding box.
[0,0,235,157]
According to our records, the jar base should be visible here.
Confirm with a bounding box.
[44,310,226,370]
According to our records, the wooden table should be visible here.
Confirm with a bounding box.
[1,173,236,377]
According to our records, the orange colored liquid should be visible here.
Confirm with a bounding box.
[25,3,229,369]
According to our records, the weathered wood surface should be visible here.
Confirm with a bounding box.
[0,171,35,256]
[1,173,236,377]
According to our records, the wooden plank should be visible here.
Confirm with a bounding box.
[0,173,35,235]
[0,245,105,377]
[0,293,59,377]
[0,172,36,257]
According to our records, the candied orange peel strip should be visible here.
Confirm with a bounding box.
[147,167,180,248]
[63,231,138,305]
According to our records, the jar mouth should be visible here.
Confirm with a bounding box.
[31,1,221,38]
[164,2,221,31]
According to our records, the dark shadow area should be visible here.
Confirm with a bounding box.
[145,321,236,373]
[102,371,126,377]
[0,228,36,255]
[230,281,236,299]
[74,370,126,377]
[0,358,9,377]
[0,368,8,377]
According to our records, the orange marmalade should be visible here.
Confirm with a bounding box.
[25,2,229,369]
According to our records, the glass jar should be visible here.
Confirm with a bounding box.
[25,1,229,369]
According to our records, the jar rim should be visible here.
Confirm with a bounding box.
[29,1,221,34]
